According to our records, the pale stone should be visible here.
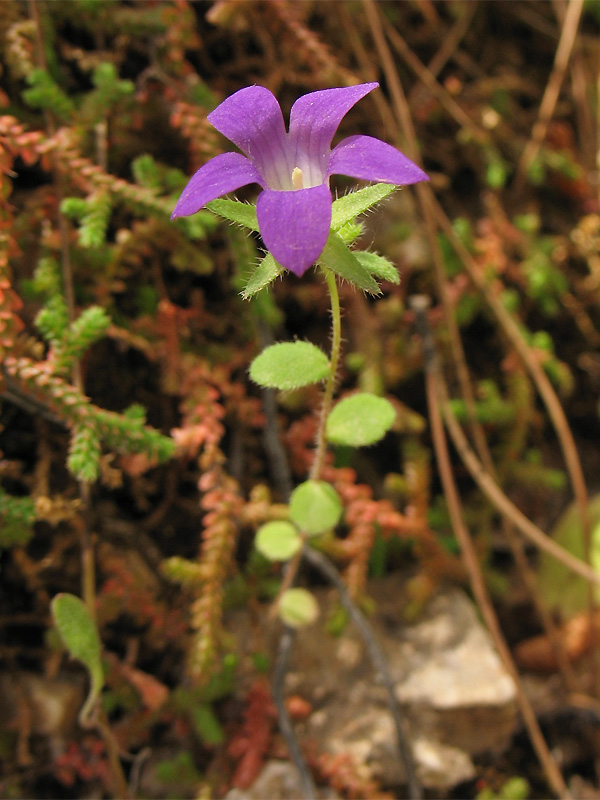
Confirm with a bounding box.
[226,576,519,793]
[224,760,340,800]
[394,589,516,709]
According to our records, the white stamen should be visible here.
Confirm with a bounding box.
[291,166,304,190]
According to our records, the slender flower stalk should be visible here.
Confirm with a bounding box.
[310,268,342,481]
[272,268,342,610]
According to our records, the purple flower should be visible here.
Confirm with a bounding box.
[171,82,428,277]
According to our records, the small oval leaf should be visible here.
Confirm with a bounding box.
[256,521,302,561]
[249,342,329,390]
[326,393,396,447]
[289,480,342,536]
[51,593,104,722]
[279,588,319,628]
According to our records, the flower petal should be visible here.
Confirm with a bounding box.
[288,83,378,187]
[171,152,262,219]
[208,86,292,190]
[328,135,429,186]
[257,185,332,277]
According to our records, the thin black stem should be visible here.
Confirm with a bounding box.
[303,547,422,800]
[272,625,318,800]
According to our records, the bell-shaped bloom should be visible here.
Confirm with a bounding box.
[171,82,428,277]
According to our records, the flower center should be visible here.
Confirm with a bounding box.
[291,166,304,190]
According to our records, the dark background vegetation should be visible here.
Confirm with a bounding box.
[1,1,599,798]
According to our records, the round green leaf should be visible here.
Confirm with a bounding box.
[289,480,342,536]
[255,521,302,561]
[326,393,396,447]
[279,588,319,628]
[249,342,329,390]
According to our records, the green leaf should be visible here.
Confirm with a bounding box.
[289,480,342,535]
[241,253,284,299]
[206,199,259,231]
[536,494,600,617]
[318,233,380,294]
[485,155,508,189]
[331,184,396,230]
[23,69,74,121]
[256,521,302,561]
[68,424,102,482]
[78,192,113,249]
[326,393,396,447]
[190,703,225,745]
[279,588,319,628]
[355,251,400,284]
[249,341,329,390]
[132,154,162,191]
[51,594,104,723]
[0,488,36,549]
[60,197,87,220]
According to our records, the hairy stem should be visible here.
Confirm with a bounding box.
[310,268,342,481]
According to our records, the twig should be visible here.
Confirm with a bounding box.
[363,0,591,578]
[411,290,581,692]
[551,0,596,169]
[362,0,495,517]
[428,193,592,577]
[383,14,486,140]
[357,0,587,702]
[420,2,478,84]
[438,372,600,587]
[515,0,584,187]
[412,297,572,800]
[336,4,398,144]
[442,202,593,586]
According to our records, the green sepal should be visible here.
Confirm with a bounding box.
[355,251,400,284]
[241,253,284,299]
[331,183,396,230]
[318,233,380,294]
[249,341,329,390]
[289,480,342,535]
[326,393,396,447]
[337,220,364,245]
[51,594,104,724]
[206,199,259,232]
